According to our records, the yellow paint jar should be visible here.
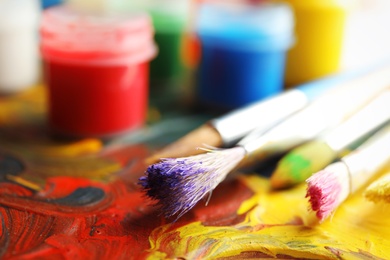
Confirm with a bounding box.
[284,0,352,87]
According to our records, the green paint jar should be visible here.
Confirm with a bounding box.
[81,0,191,106]
[148,1,191,106]
[151,10,186,78]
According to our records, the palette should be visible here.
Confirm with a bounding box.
[0,85,389,259]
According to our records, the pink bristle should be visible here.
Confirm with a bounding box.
[306,170,343,221]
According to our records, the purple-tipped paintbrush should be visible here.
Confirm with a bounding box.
[139,147,245,219]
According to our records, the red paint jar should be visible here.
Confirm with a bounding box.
[40,6,157,138]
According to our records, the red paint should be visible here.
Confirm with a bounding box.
[46,60,149,137]
[0,143,256,259]
[40,6,156,138]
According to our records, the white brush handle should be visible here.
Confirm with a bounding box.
[212,89,308,146]
[287,66,390,139]
[343,124,390,193]
[242,66,390,155]
[325,90,390,152]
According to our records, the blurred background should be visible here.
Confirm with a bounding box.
[1,0,390,139]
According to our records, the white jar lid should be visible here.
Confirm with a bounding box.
[0,0,41,31]
[40,5,157,65]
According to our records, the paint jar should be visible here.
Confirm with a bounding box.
[133,0,192,106]
[40,5,157,138]
[195,2,295,110]
[65,0,125,13]
[284,0,351,87]
[66,0,190,106]
[0,0,41,95]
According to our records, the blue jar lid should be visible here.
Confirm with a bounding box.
[196,2,295,51]
[41,0,62,9]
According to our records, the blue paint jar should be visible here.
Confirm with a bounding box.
[195,2,295,110]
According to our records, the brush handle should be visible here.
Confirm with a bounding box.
[343,124,390,193]
[295,64,376,99]
[325,90,390,152]
[212,89,307,146]
[242,64,390,155]
[211,63,382,146]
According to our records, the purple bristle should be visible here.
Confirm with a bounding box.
[138,147,246,220]
[139,158,213,219]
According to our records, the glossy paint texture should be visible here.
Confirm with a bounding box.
[1,86,390,259]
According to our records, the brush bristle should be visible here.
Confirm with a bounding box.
[364,173,390,203]
[139,146,246,220]
[306,163,350,221]
[270,141,336,189]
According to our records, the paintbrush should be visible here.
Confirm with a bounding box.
[139,64,390,220]
[144,65,380,165]
[364,172,390,203]
[306,124,390,222]
[270,90,390,189]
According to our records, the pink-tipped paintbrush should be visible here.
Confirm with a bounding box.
[306,124,390,222]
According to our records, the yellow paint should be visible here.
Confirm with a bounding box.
[146,168,390,259]
[31,158,121,180]
[34,138,103,157]
[0,84,46,124]
[365,171,390,203]
[283,0,352,86]
[6,174,42,191]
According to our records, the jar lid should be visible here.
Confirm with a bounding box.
[196,2,295,51]
[0,0,41,31]
[283,0,354,9]
[40,5,157,65]
[113,0,192,32]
